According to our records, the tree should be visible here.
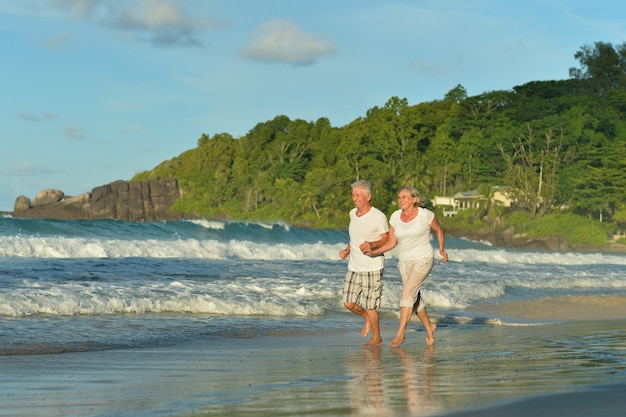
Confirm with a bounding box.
[337,118,368,181]
[444,84,467,103]
[569,41,626,94]
[498,125,563,219]
[476,184,507,228]
[130,42,626,231]
[457,128,484,188]
[570,141,626,222]
[426,123,449,195]
[614,205,626,237]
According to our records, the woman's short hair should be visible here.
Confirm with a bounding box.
[399,186,426,207]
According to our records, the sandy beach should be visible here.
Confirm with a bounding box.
[467,294,626,321]
[437,383,626,417]
[1,295,625,417]
[436,294,626,417]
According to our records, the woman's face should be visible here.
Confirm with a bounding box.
[397,189,416,210]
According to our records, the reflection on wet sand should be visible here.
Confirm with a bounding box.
[346,344,442,416]
[346,346,388,415]
[393,345,440,415]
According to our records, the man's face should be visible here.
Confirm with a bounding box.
[352,187,371,210]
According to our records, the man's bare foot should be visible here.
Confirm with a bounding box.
[426,324,437,346]
[361,321,372,338]
[364,338,383,347]
[389,335,405,347]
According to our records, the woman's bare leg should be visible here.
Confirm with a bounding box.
[416,307,437,345]
[389,306,412,347]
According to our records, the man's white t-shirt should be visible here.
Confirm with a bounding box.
[348,206,389,272]
[389,207,435,261]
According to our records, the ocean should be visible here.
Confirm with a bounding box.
[1,216,626,417]
[2,216,625,356]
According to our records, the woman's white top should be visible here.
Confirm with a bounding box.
[389,207,434,261]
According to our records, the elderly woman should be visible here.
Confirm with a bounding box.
[361,186,448,346]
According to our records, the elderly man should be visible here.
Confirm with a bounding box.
[339,180,389,346]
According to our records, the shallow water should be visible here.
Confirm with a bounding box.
[1,319,624,417]
[1,218,625,416]
[2,218,625,356]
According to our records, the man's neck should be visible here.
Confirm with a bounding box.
[356,204,372,217]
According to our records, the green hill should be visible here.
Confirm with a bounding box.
[132,41,626,246]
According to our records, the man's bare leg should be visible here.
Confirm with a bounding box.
[389,306,412,347]
[417,307,437,346]
[344,302,372,339]
[361,320,372,337]
[364,308,382,347]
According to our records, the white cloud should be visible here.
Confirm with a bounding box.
[17,112,57,122]
[8,162,64,176]
[242,19,336,66]
[64,125,86,140]
[48,0,222,48]
[50,0,104,18]
[44,33,73,48]
[411,60,446,76]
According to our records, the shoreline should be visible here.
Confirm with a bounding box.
[435,383,626,417]
[440,294,626,416]
[1,303,625,417]
[466,294,626,321]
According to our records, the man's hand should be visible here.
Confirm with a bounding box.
[359,241,373,255]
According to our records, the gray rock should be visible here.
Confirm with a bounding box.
[13,179,187,222]
[13,195,31,213]
[32,189,64,207]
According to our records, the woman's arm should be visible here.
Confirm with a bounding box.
[430,216,449,262]
[360,226,397,257]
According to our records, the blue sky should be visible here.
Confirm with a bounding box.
[1,0,625,212]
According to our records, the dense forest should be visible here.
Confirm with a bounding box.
[133,41,626,244]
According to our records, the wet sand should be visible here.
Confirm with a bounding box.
[436,294,626,416]
[1,296,625,417]
[467,294,626,321]
[437,383,626,417]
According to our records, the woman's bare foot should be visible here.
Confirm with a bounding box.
[426,324,437,346]
[389,335,405,347]
[361,321,372,337]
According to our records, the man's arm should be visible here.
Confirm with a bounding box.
[339,244,351,260]
[360,229,395,256]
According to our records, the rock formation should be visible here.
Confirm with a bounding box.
[12,179,186,222]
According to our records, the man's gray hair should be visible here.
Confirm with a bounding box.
[351,179,372,195]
